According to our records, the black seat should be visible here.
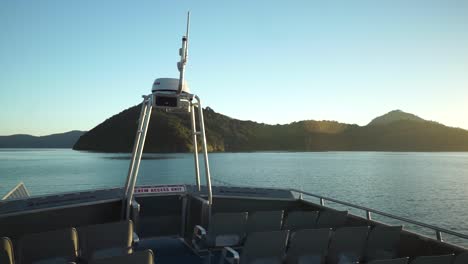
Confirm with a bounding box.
[365,225,402,262]
[454,252,468,264]
[77,220,133,261]
[219,230,289,264]
[315,210,348,229]
[246,210,284,234]
[410,254,455,264]
[193,212,248,248]
[368,257,409,264]
[285,228,332,264]
[283,211,319,232]
[17,227,79,264]
[327,226,370,264]
[89,250,154,264]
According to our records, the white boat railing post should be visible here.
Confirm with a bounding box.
[366,210,372,220]
[123,99,149,196]
[190,101,201,191]
[195,95,213,205]
[125,96,153,220]
[121,97,150,218]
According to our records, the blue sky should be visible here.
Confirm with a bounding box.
[1,0,467,135]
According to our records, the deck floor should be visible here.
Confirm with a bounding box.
[136,237,207,264]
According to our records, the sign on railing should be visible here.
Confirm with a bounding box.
[134,185,186,195]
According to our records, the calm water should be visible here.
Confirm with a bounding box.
[1,149,468,246]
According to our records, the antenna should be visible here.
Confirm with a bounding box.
[185,11,190,59]
[177,11,190,94]
[124,12,214,219]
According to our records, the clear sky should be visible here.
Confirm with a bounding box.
[1,0,467,136]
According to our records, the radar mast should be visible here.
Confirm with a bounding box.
[122,12,213,220]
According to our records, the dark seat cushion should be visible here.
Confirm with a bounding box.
[18,228,78,264]
[89,250,154,264]
[77,220,133,260]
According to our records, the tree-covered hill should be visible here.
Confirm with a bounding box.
[0,131,85,148]
[73,105,468,152]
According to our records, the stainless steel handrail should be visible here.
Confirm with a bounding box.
[291,188,468,242]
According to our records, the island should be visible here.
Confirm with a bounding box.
[72,106,468,153]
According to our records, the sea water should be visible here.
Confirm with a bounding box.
[1,149,467,246]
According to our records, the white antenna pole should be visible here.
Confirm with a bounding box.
[185,11,190,59]
[177,11,190,94]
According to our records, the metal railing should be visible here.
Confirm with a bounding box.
[190,194,212,226]
[292,188,468,243]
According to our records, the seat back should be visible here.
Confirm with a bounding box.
[89,249,154,264]
[246,210,284,234]
[327,226,370,264]
[1,237,14,264]
[18,228,78,264]
[367,257,409,264]
[77,220,133,260]
[365,225,402,261]
[285,228,332,264]
[410,254,455,264]
[207,212,248,247]
[241,230,289,264]
[316,210,348,229]
[283,211,319,231]
[454,252,468,264]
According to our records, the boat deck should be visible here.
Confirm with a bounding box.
[136,237,205,264]
[1,186,467,263]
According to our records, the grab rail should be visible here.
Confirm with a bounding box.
[291,188,468,242]
[190,194,212,227]
[191,194,210,205]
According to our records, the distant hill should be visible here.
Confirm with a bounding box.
[0,131,86,148]
[368,110,425,126]
[73,106,468,152]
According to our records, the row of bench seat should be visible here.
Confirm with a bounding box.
[218,227,468,264]
[0,220,152,264]
[219,226,397,264]
[193,210,348,249]
[90,250,154,264]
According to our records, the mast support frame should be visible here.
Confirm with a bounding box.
[123,92,213,220]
